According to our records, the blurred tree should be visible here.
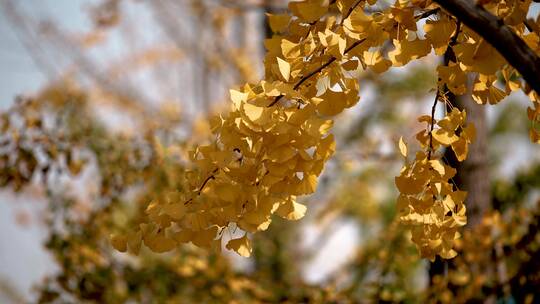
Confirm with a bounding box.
[0,0,539,303]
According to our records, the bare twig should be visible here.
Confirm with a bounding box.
[427,90,440,160]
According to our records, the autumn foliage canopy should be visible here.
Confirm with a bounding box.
[1,0,540,303]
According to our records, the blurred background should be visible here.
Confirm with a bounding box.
[0,0,539,303]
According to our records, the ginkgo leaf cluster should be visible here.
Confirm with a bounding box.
[114,0,540,260]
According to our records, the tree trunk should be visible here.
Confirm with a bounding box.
[430,55,492,299]
[446,86,491,227]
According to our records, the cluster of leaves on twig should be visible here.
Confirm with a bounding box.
[1,0,540,302]
[111,0,540,260]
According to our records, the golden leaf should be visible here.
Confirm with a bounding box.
[110,234,127,252]
[398,136,408,157]
[226,234,252,257]
[277,57,291,81]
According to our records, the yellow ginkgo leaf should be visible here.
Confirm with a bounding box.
[439,248,458,259]
[286,104,315,126]
[437,64,467,95]
[162,203,186,220]
[395,175,425,195]
[230,89,248,109]
[428,238,443,249]
[191,226,218,248]
[277,57,291,81]
[226,234,252,257]
[442,194,456,213]
[243,103,265,122]
[363,50,392,73]
[425,18,456,55]
[346,7,373,33]
[316,90,348,116]
[388,38,431,67]
[240,210,272,232]
[172,230,193,244]
[281,39,301,58]
[454,39,505,75]
[288,0,328,23]
[398,136,408,157]
[295,173,318,195]
[429,160,445,176]
[432,129,459,145]
[127,231,142,255]
[461,124,476,143]
[110,234,127,252]
[267,13,290,33]
[451,137,468,162]
[213,184,239,202]
[391,6,416,30]
[276,199,307,220]
[267,145,297,163]
[144,234,176,253]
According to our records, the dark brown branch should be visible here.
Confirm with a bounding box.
[428,20,461,160]
[184,168,219,205]
[197,175,215,195]
[294,57,336,90]
[268,38,366,107]
[341,0,363,24]
[197,168,219,195]
[433,0,540,95]
[415,8,440,20]
[427,90,439,160]
[524,19,535,33]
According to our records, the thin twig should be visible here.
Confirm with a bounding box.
[341,0,363,25]
[427,19,461,160]
[427,90,440,160]
[451,20,462,45]
[268,38,366,107]
[415,8,440,20]
[197,172,216,195]
[184,167,219,205]
[524,19,535,33]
